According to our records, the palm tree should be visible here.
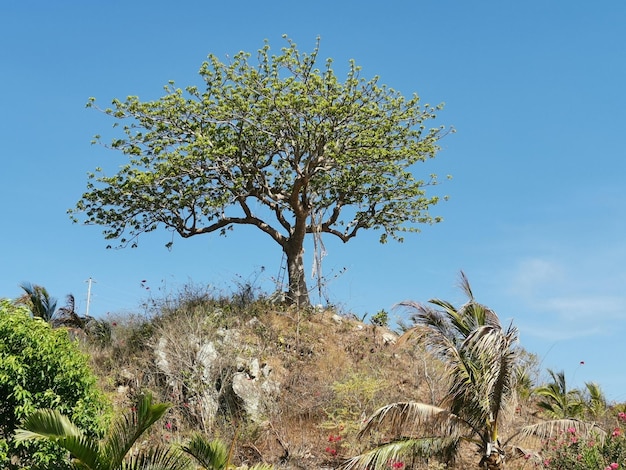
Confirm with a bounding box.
[583,381,608,421]
[14,393,190,470]
[533,369,584,419]
[54,293,89,329]
[342,272,521,470]
[18,282,58,323]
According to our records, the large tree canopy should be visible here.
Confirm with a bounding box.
[72,36,451,306]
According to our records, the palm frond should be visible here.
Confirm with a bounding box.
[519,418,606,443]
[358,402,468,441]
[19,282,58,322]
[584,382,608,419]
[14,409,102,469]
[181,434,229,470]
[54,294,87,329]
[457,270,474,300]
[397,301,453,343]
[121,445,191,470]
[534,369,584,419]
[340,437,457,470]
[104,393,170,468]
[14,409,83,442]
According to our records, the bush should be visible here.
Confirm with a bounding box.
[538,413,626,469]
[0,299,108,469]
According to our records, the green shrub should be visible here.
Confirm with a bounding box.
[370,309,389,328]
[0,299,109,469]
[538,413,626,469]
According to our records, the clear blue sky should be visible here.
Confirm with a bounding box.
[2,1,626,401]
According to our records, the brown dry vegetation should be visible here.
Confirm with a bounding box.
[76,288,444,468]
[70,288,616,469]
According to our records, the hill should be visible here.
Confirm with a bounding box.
[84,289,430,469]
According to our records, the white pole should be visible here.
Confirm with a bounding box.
[85,278,95,317]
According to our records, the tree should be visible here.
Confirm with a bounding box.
[533,369,585,419]
[0,299,107,469]
[17,282,57,323]
[583,381,608,421]
[14,393,190,470]
[72,36,451,306]
[17,284,87,328]
[343,274,606,470]
[342,273,521,470]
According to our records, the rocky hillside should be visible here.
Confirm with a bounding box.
[84,292,440,469]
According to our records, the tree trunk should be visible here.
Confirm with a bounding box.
[284,240,310,308]
[479,442,505,470]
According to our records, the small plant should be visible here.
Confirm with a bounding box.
[370,310,389,328]
[325,433,343,460]
[324,372,386,436]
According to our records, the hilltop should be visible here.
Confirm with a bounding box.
[84,289,430,469]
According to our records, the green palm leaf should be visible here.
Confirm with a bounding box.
[181,434,229,470]
[121,445,190,470]
[14,408,103,469]
[15,393,174,470]
[104,393,170,468]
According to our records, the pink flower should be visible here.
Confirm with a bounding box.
[524,454,531,460]
[618,412,626,422]
[611,463,619,470]
[164,421,172,431]
[567,427,576,434]
[612,427,622,437]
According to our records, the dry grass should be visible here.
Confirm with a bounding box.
[73,288,554,469]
